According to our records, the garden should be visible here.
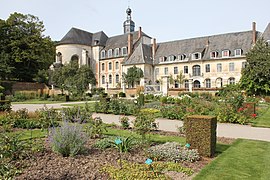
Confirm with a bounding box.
[1,85,270,179]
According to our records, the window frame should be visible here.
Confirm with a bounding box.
[115,61,119,70]
[192,65,201,76]
[210,51,218,59]
[102,75,105,84]
[184,66,188,74]
[115,74,119,83]
[174,67,178,74]
[205,64,210,73]
[108,49,113,58]
[192,52,201,60]
[234,49,242,57]
[164,67,168,75]
[101,63,105,71]
[222,50,230,58]
[217,63,222,72]
[122,47,127,56]
[229,62,235,72]
[108,62,112,70]
[205,79,211,88]
[114,48,120,57]
[101,50,106,59]
[109,74,112,84]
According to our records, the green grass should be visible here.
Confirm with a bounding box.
[104,127,186,144]
[252,104,270,128]
[194,139,270,180]
[12,99,64,104]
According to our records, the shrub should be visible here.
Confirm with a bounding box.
[147,142,200,162]
[61,106,92,123]
[48,122,87,157]
[0,133,26,160]
[0,156,21,179]
[93,137,113,150]
[119,92,126,97]
[110,99,121,114]
[0,100,11,112]
[185,115,217,157]
[133,112,156,139]
[119,116,130,129]
[102,160,193,180]
[86,117,107,138]
[160,105,185,120]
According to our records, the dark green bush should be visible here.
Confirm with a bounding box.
[119,116,130,129]
[0,100,11,112]
[119,92,126,97]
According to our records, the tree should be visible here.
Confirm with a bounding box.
[175,71,185,88]
[240,38,270,95]
[0,13,55,81]
[51,62,96,96]
[123,66,144,88]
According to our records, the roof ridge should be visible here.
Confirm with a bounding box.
[157,30,257,45]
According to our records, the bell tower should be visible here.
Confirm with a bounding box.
[123,7,135,34]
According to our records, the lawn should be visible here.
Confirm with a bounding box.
[194,139,270,180]
[252,104,270,128]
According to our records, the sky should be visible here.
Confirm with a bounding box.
[1,0,270,43]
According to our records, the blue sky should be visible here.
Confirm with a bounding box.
[1,0,270,43]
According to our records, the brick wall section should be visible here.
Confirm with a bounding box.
[1,81,48,95]
[185,115,217,157]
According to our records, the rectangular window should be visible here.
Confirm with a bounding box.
[174,67,178,74]
[235,49,242,56]
[222,50,230,58]
[184,66,188,74]
[155,68,159,76]
[205,64,210,73]
[164,67,168,75]
[229,62,235,72]
[184,80,189,89]
[109,75,112,84]
[192,53,201,60]
[122,47,127,56]
[217,63,222,72]
[206,79,211,88]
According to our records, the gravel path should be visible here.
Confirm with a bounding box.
[12,102,270,142]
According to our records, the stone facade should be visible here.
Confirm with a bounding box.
[54,8,270,95]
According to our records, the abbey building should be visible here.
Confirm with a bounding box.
[54,8,270,94]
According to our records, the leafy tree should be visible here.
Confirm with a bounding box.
[51,62,96,96]
[123,66,144,88]
[240,38,270,95]
[175,71,185,88]
[0,13,55,81]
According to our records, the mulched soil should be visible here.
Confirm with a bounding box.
[14,130,235,180]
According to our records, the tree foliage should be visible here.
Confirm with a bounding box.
[123,66,144,88]
[51,62,96,96]
[0,12,55,81]
[240,38,270,95]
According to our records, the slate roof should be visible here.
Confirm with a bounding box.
[57,28,108,46]
[123,43,153,65]
[154,30,260,64]
[103,31,150,50]
[262,23,270,40]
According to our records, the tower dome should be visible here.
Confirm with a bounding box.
[123,7,135,34]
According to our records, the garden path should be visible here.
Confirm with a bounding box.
[12,102,270,142]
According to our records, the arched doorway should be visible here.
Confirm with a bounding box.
[216,78,223,88]
[193,80,201,88]
[71,54,79,64]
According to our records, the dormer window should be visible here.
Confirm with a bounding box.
[192,52,201,60]
[114,48,120,57]
[179,54,186,60]
[159,56,167,62]
[168,55,176,61]
[122,47,127,56]
[222,50,230,58]
[235,49,242,57]
[210,51,218,59]
[108,49,113,58]
[101,50,106,59]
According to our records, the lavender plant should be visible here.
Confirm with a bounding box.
[48,121,87,157]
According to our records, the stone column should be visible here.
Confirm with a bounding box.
[161,76,169,96]
[188,79,193,92]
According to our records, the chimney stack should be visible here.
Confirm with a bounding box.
[152,38,157,59]
[128,33,133,56]
[138,26,142,39]
[252,22,256,45]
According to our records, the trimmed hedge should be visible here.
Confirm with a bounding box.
[185,115,217,157]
